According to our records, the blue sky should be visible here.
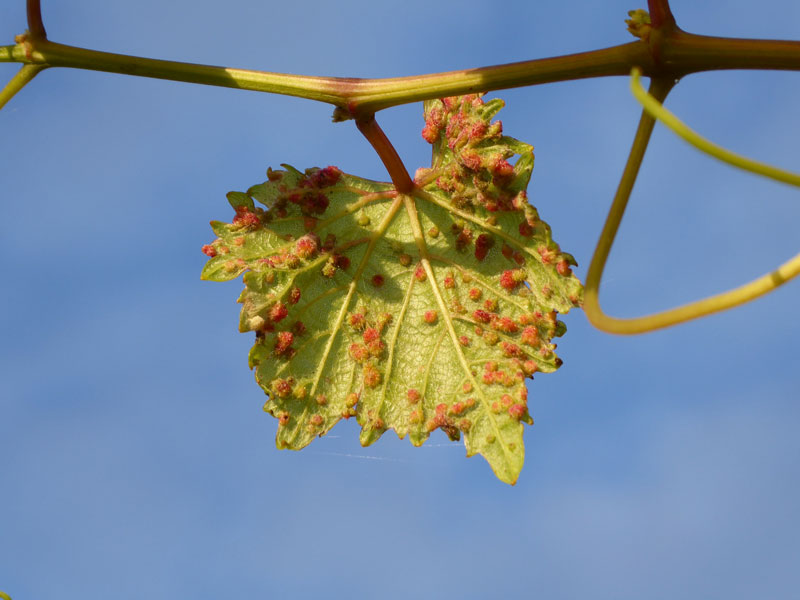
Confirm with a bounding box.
[1,1,799,598]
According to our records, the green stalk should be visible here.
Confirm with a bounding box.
[583,77,675,334]
[584,71,800,334]
[630,68,800,187]
[0,63,46,110]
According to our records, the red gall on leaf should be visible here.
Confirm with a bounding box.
[274,331,294,356]
[269,302,289,323]
[423,310,438,324]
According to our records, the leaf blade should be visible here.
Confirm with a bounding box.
[202,94,583,483]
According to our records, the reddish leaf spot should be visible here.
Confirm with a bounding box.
[537,245,558,265]
[492,316,519,333]
[473,309,492,323]
[490,156,514,179]
[348,312,366,330]
[422,123,440,144]
[233,206,261,229]
[455,226,473,252]
[460,149,482,171]
[508,404,527,420]
[271,378,293,398]
[423,310,438,324]
[335,255,350,270]
[349,343,369,362]
[201,245,217,258]
[500,269,525,290]
[378,313,393,332]
[518,313,534,326]
[363,364,381,388]
[469,121,487,140]
[449,402,466,416]
[521,327,539,346]
[274,331,294,355]
[294,234,319,259]
[474,234,493,261]
[309,166,342,188]
[269,302,289,322]
[371,274,385,287]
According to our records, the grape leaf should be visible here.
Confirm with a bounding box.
[201,94,582,484]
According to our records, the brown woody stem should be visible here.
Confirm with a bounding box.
[647,0,676,29]
[356,116,414,194]
[26,0,46,39]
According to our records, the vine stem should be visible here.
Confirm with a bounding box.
[584,71,800,334]
[1,34,799,115]
[26,0,46,39]
[647,0,676,29]
[0,63,46,110]
[355,116,414,193]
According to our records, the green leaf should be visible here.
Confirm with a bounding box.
[201,94,582,484]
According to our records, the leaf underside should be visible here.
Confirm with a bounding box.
[202,94,582,484]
